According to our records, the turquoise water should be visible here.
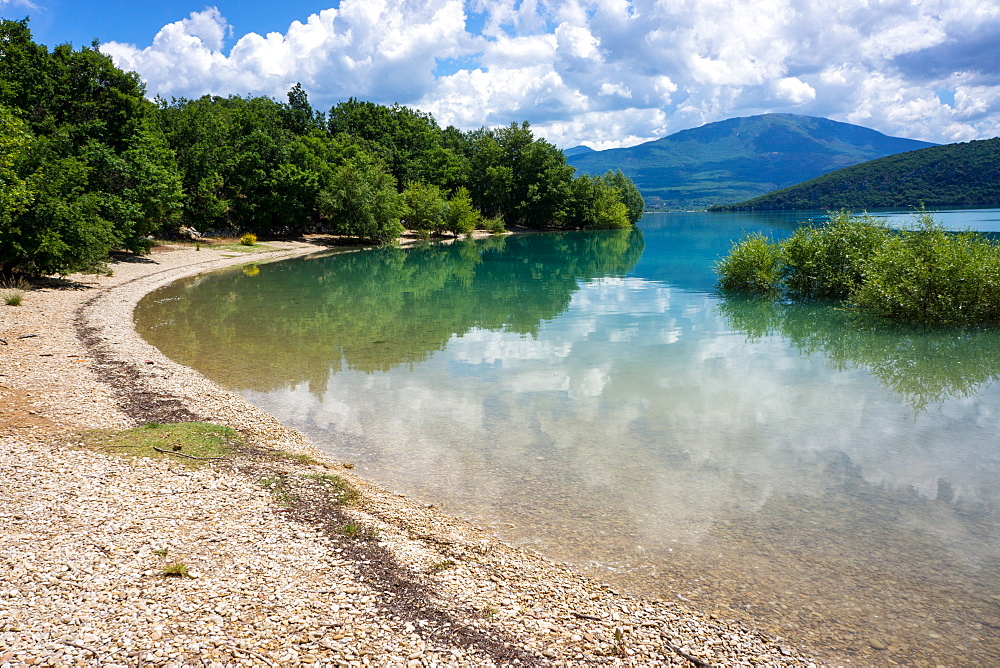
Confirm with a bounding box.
[138,212,1000,665]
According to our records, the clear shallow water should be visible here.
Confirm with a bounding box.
[138,213,1000,665]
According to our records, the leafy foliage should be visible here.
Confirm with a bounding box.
[715,233,783,295]
[402,181,447,237]
[318,158,404,244]
[1,19,643,274]
[0,18,182,275]
[715,211,1000,325]
[600,169,644,223]
[779,211,892,300]
[442,187,480,237]
[714,137,1000,211]
[852,219,1000,325]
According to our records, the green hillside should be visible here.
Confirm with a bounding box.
[710,138,1000,210]
[566,114,935,210]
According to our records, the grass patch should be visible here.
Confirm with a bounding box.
[161,562,191,578]
[216,242,276,253]
[304,473,359,505]
[78,422,238,467]
[258,475,297,507]
[1,277,29,306]
[430,559,456,573]
[339,522,377,540]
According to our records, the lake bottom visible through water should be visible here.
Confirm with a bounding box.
[137,212,1000,667]
[293,413,1000,668]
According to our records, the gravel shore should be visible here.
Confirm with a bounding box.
[0,239,819,667]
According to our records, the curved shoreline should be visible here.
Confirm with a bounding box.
[0,240,817,666]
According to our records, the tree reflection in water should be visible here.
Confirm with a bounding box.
[717,295,1000,410]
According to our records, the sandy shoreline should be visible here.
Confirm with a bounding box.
[0,239,818,666]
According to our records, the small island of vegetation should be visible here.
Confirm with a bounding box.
[0,18,643,278]
[716,211,1000,325]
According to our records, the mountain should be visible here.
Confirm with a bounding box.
[566,114,936,210]
[562,145,596,157]
[710,137,1000,211]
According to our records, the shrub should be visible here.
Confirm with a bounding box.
[481,216,507,235]
[318,159,404,245]
[161,562,190,577]
[443,187,480,237]
[715,211,1000,325]
[715,232,783,295]
[402,182,447,236]
[780,211,891,300]
[852,216,1000,325]
[239,233,257,246]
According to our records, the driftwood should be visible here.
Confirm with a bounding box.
[571,611,602,621]
[662,638,715,667]
[152,446,226,461]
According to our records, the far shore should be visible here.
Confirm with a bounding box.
[0,237,818,666]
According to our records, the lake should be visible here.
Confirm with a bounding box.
[137,209,1000,666]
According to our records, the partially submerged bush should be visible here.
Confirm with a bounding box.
[780,211,891,300]
[715,232,783,295]
[853,219,1000,325]
[715,211,1000,325]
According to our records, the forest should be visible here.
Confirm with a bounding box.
[710,137,1000,211]
[0,19,643,276]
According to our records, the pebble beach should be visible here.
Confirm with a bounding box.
[0,239,819,667]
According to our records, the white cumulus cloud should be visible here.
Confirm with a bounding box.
[100,0,1000,148]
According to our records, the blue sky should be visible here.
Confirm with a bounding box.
[4,0,1000,149]
[14,2,315,51]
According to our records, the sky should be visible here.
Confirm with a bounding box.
[4,0,1000,150]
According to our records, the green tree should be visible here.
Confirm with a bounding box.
[159,93,336,235]
[327,98,467,188]
[0,18,182,274]
[601,169,644,223]
[402,181,447,237]
[468,122,579,228]
[568,175,631,229]
[0,106,34,225]
[318,157,403,244]
[443,187,480,237]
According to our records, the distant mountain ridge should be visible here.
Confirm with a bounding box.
[566,114,936,209]
[711,137,1000,211]
[562,145,596,157]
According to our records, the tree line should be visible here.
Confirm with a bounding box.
[0,18,643,276]
[710,137,1000,211]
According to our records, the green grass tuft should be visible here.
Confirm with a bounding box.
[305,473,359,505]
[161,562,190,577]
[78,422,238,467]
